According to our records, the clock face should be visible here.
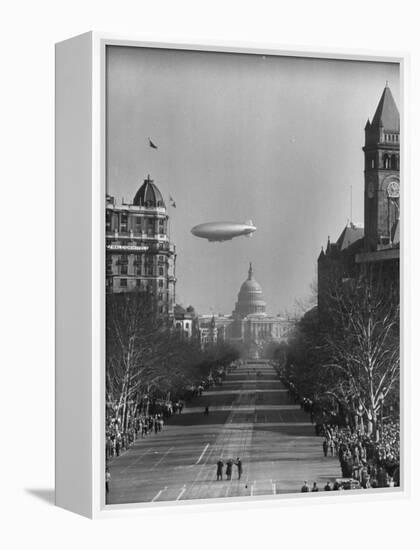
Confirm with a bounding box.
[367,179,375,199]
[387,180,400,198]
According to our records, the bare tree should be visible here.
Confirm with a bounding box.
[106,291,240,432]
[320,274,399,439]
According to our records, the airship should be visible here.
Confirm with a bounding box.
[191,220,257,242]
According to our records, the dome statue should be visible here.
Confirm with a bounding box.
[233,263,266,318]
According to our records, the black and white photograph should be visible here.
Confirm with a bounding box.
[104,45,400,505]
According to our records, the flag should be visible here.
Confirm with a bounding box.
[148,137,158,149]
[169,195,176,208]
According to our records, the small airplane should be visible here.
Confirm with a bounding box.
[191,220,257,242]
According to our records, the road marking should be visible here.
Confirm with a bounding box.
[195,443,210,465]
[120,448,152,473]
[176,485,187,501]
[250,481,256,497]
[151,486,167,502]
[150,447,173,470]
[272,482,276,495]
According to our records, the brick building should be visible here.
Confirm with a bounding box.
[318,85,400,312]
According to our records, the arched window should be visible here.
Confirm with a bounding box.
[390,155,397,170]
[383,154,389,169]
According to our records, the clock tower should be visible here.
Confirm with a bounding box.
[363,84,400,250]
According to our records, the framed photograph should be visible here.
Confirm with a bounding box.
[55,33,407,518]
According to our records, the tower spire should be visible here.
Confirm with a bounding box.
[248,262,253,280]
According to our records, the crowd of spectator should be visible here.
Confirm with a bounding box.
[105,369,230,463]
[321,423,399,488]
[280,376,400,492]
[106,413,166,460]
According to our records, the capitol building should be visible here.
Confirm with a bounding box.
[226,263,291,358]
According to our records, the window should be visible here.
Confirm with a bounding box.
[136,279,141,287]
[120,265,128,275]
[120,278,127,287]
[106,211,112,231]
[159,267,164,276]
[120,213,128,232]
[158,293,163,300]
[158,280,164,288]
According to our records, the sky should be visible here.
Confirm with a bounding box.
[106,46,400,316]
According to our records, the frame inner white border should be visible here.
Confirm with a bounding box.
[93,34,409,517]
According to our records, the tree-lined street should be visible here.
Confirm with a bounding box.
[107,360,340,504]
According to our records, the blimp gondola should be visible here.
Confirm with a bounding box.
[191,220,257,242]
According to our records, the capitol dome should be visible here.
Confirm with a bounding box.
[233,263,266,318]
[133,175,166,208]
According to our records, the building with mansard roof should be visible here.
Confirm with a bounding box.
[106,175,176,318]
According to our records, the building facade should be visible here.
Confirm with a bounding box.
[363,85,400,251]
[318,85,400,314]
[197,314,234,349]
[227,263,291,358]
[106,175,176,318]
[174,304,198,339]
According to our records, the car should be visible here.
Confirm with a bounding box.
[334,478,361,490]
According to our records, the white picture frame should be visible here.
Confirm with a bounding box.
[55,32,409,518]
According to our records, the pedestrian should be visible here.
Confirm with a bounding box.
[324,481,332,491]
[311,482,319,492]
[204,406,209,416]
[323,439,328,457]
[216,459,224,481]
[226,459,233,480]
[235,457,243,480]
[301,481,310,493]
[106,468,111,494]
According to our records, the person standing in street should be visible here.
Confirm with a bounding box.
[216,459,224,481]
[311,482,319,492]
[235,457,243,480]
[226,459,233,480]
[301,481,309,493]
[324,481,332,491]
[106,468,111,494]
